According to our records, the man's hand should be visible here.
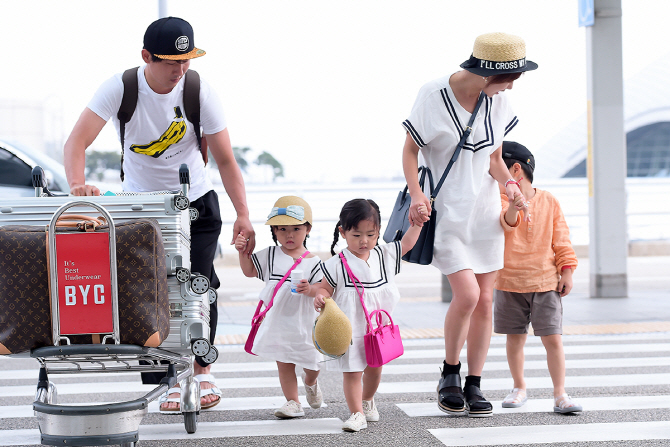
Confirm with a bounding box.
[70,184,101,196]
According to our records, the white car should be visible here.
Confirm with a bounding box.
[0,140,69,197]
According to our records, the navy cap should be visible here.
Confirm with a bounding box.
[143,17,205,60]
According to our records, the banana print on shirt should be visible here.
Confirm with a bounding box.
[130,106,187,158]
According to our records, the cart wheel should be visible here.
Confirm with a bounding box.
[174,195,190,211]
[191,338,211,357]
[207,287,218,305]
[190,275,210,294]
[119,442,137,447]
[184,411,198,434]
[189,207,199,221]
[176,267,191,283]
[202,345,219,365]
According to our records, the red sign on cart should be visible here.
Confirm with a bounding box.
[56,232,114,334]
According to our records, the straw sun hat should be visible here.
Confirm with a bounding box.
[460,32,538,76]
[265,196,313,226]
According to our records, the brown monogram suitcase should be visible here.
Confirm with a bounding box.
[0,218,169,354]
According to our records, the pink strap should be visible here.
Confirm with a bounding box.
[252,251,309,324]
[338,252,372,329]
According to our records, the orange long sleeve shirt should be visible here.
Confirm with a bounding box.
[494,189,578,293]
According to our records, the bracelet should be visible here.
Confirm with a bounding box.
[505,178,520,188]
[561,265,573,271]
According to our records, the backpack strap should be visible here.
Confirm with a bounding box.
[183,70,207,164]
[118,67,140,181]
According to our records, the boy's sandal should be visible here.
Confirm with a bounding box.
[554,393,583,414]
[158,386,182,414]
[194,373,223,410]
[502,388,527,408]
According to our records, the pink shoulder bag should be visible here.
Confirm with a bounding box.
[245,251,309,355]
[339,252,404,367]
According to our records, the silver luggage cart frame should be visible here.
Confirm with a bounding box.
[27,165,206,446]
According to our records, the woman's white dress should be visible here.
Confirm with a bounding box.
[250,246,324,370]
[321,242,402,372]
[402,76,517,276]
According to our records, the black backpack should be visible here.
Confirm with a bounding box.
[117,67,207,181]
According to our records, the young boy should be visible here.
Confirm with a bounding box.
[493,141,582,414]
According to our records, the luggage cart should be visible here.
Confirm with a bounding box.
[23,165,212,446]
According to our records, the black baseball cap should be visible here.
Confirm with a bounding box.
[502,141,535,172]
[143,17,205,60]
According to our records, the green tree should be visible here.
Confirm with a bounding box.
[232,146,251,172]
[255,151,284,181]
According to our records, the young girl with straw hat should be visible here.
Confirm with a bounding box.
[401,32,538,418]
[235,196,324,419]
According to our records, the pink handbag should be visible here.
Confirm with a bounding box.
[245,251,309,355]
[339,253,404,367]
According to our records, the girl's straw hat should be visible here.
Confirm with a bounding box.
[460,32,538,76]
[265,196,312,226]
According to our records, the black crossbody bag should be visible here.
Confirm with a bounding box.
[383,91,486,265]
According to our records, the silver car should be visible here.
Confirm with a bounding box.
[0,140,69,197]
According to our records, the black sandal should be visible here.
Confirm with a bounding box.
[463,384,493,418]
[437,372,468,416]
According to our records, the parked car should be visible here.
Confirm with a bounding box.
[0,139,70,197]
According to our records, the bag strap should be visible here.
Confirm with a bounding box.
[117,67,206,182]
[338,252,372,330]
[431,91,486,201]
[252,251,310,323]
[183,70,207,164]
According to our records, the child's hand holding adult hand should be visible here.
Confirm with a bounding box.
[234,231,249,253]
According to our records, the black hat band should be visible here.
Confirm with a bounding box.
[462,55,528,73]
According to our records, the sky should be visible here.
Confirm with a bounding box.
[2,0,670,184]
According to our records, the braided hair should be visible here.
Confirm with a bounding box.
[330,199,381,255]
[271,224,311,248]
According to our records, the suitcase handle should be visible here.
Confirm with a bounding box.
[55,214,107,231]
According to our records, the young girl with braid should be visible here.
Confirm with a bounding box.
[313,198,424,432]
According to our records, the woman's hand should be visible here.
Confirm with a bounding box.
[314,294,326,312]
[409,192,431,227]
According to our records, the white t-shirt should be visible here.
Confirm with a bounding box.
[402,75,517,275]
[87,65,227,201]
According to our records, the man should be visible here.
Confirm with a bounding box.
[63,16,255,411]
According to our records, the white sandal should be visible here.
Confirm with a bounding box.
[502,388,527,408]
[159,386,182,414]
[554,393,583,414]
[194,373,222,410]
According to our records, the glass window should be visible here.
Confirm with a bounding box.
[0,147,32,187]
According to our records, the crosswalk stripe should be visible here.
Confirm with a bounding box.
[5,354,670,382]
[0,418,344,446]
[0,376,295,397]
[397,395,670,417]
[428,421,670,446]
[0,396,326,420]
[377,372,670,394]
[402,342,670,359]
[405,332,670,347]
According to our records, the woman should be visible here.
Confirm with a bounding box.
[401,32,537,418]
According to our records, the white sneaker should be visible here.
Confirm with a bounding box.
[342,412,367,432]
[302,372,323,409]
[362,399,379,422]
[274,400,304,418]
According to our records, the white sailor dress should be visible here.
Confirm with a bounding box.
[321,242,402,372]
[250,246,324,370]
[402,76,518,276]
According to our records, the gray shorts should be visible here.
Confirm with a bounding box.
[493,289,563,336]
